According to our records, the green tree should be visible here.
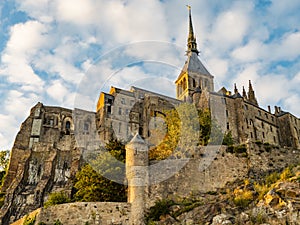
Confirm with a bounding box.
[0,150,9,171]
[149,104,219,160]
[0,150,10,187]
[44,191,70,208]
[222,131,234,146]
[74,139,126,202]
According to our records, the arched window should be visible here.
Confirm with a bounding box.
[66,121,71,130]
[65,121,71,135]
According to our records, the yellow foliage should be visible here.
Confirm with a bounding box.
[233,189,254,208]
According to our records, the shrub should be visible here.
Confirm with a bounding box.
[44,192,70,208]
[222,131,234,146]
[280,167,294,181]
[254,183,269,201]
[23,215,36,225]
[226,145,234,153]
[234,144,247,154]
[54,219,63,225]
[265,171,280,186]
[249,209,267,224]
[255,140,263,146]
[233,190,254,208]
[146,199,175,222]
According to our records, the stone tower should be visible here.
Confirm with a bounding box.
[175,6,214,102]
[126,133,149,225]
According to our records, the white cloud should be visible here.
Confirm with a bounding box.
[0,21,47,89]
[0,114,18,150]
[210,2,253,50]
[270,31,300,61]
[255,74,290,107]
[55,0,94,25]
[231,40,265,62]
[46,80,69,102]
[283,94,300,117]
[4,90,39,118]
[233,63,260,88]
[16,0,54,22]
[206,57,228,81]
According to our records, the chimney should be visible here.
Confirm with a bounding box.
[274,106,278,114]
[268,105,271,113]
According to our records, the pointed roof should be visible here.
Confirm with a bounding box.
[182,51,212,74]
[129,133,145,144]
[176,52,213,83]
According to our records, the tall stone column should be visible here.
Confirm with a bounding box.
[126,133,149,225]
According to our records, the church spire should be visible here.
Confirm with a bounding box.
[247,80,258,106]
[187,5,199,55]
[234,83,238,94]
[242,86,247,99]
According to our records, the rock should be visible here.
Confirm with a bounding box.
[211,214,233,225]
[264,189,286,207]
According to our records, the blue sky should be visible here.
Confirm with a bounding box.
[0,0,300,150]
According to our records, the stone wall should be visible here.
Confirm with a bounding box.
[147,146,248,206]
[146,143,300,207]
[11,202,131,225]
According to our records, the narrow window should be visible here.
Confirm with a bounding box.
[118,122,122,133]
[193,79,196,87]
[118,107,122,115]
[121,98,125,104]
[65,121,71,135]
[84,123,89,131]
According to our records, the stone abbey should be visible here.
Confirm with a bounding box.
[1,7,300,225]
[96,8,300,149]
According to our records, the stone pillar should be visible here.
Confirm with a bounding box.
[126,133,149,225]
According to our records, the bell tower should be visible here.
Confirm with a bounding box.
[175,6,214,102]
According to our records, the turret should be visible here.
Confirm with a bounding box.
[126,133,149,225]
